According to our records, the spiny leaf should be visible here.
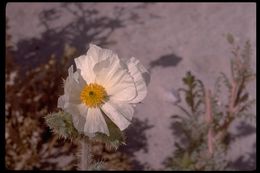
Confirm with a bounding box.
[194,100,203,111]
[238,99,256,113]
[220,72,232,91]
[214,76,222,97]
[44,111,79,139]
[171,114,187,122]
[183,71,195,86]
[241,40,252,69]
[183,71,204,115]
[234,75,247,107]
[238,112,256,124]
[175,104,192,118]
[238,92,249,103]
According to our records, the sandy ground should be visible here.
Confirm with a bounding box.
[6,3,256,170]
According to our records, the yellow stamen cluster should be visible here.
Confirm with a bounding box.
[80,83,108,108]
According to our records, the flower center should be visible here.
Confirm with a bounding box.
[80,83,108,108]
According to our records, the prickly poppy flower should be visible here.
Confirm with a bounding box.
[58,44,149,137]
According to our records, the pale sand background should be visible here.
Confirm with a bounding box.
[6,3,256,170]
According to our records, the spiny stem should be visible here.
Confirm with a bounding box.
[80,138,91,170]
[204,89,214,156]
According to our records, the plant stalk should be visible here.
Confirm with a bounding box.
[80,138,91,170]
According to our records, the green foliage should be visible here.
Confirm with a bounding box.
[165,71,210,170]
[180,71,205,115]
[45,111,80,139]
[165,34,255,170]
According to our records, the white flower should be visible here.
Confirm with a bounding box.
[58,44,149,137]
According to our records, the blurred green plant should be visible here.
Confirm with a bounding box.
[164,34,255,171]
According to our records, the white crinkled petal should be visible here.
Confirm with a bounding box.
[101,100,132,130]
[59,102,86,133]
[93,58,137,102]
[109,99,135,121]
[70,103,88,133]
[106,68,137,102]
[93,51,121,85]
[57,95,66,109]
[126,57,149,103]
[72,114,86,134]
[76,44,139,102]
[74,44,117,83]
[83,108,109,136]
[88,44,115,63]
[74,55,95,83]
[72,68,86,87]
[57,66,88,134]
[63,65,86,104]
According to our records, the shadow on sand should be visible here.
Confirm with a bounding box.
[11,3,131,73]
[149,53,182,71]
[119,118,154,170]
